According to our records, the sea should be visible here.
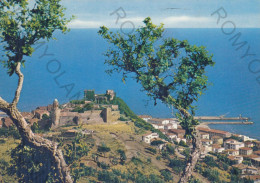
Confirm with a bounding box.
[0,28,259,139]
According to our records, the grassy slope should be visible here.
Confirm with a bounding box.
[111,97,169,140]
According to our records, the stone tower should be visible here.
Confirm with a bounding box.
[51,99,61,128]
[106,90,115,101]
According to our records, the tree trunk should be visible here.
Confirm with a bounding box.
[178,129,202,183]
[0,99,73,183]
[0,62,72,182]
[177,107,202,183]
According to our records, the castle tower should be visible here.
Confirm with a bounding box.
[106,90,115,101]
[51,99,61,128]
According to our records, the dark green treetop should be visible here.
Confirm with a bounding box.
[98,17,215,138]
[0,0,73,76]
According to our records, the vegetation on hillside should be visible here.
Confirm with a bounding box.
[111,97,169,140]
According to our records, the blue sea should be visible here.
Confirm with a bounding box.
[0,28,259,139]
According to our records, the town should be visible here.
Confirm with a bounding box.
[0,89,260,182]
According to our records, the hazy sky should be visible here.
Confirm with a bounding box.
[61,0,260,28]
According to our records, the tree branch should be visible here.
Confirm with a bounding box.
[12,62,24,107]
[0,96,10,114]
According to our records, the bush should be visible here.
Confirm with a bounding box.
[97,162,110,169]
[146,147,157,154]
[0,139,6,144]
[179,140,188,147]
[156,155,161,160]
[166,144,175,155]
[131,156,142,165]
[169,158,185,174]
[97,143,111,157]
[0,127,20,139]
[204,156,218,168]
[98,170,120,183]
[160,169,173,181]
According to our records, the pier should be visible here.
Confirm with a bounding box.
[200,121,254,125]
[195,115,253,125]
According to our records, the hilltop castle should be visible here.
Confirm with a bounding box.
[47,89,120,129]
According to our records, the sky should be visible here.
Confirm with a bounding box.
[60,0,260,28]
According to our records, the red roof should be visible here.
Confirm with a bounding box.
[253,151,260,155]
[2,117,14,128]
[198,127,230,135]
[239,147,252,151]
[169,129,185,135]
[212,136,222,139]
[138,115,152,118]
[21,112,33,119]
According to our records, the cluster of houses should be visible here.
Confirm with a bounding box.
[195,127,260,180]
[140,116,260,181]
[139,115,187,144]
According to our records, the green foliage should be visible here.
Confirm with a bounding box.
[0,0,73,76]
[70,100,85,104]
[71,103,94,113]
[98,170,120,183]
[156,155,161,160]
[9,142,58,183]
[0,139,6,144]
[168,158,185,174]
[179,140,188,147]
[160,169,173,182]
[0,126,20,139]
[202,168,220,182]
[146,147,157,154]
[182,148,191,160]
[204,156,218,168]
[151,140,164,146]
[98,17,215,137]
[217,154,233,166]
[165,144,175,155]
[97,161,110,169]
[97,143,111,157]
[63,133,90,165]
[131,156,143,165]
[42,114,49,120]
[117,149,126,164]
[84,90,95,101]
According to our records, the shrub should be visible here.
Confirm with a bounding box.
[146,147,157,154]
[160,169,173,182]
[131,156,142,165]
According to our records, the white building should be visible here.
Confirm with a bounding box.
[152,124,164,129]
[201,139,213,146]
[224,139,244,150]
[241,135,257,142]
[212,145,225,153]
[225,149,239,156]
[164,123,177,130]
[228,156,243,164]
[142,132,159,143]
[200,132,210,140]
[138,115,152,122]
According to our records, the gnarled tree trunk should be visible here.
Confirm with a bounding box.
[0,62,72,183]
[177,108,202,183]
[178,129,202,183]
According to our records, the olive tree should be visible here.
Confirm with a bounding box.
[98,17,215,183]
[0,0,73,182]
